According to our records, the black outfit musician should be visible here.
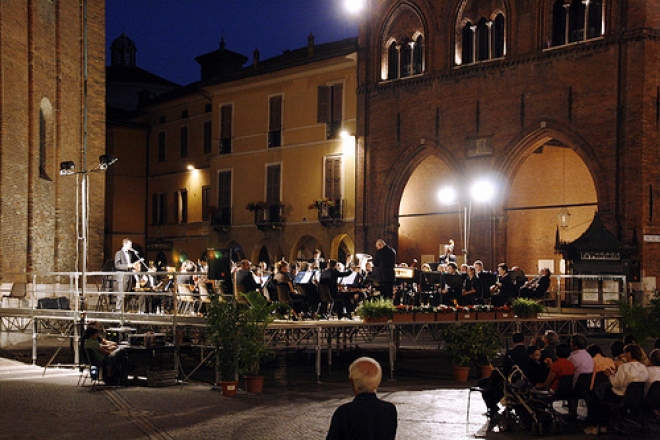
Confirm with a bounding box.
[461,266,480,306]
[441,262,463,305]
[519,268,551,299]
[113,238,138,311]
[236,259,261,294]
[490,263,517,307]
[373,239,396,299]
[320,260,353,318]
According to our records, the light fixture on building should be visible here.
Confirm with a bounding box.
[558,207,571,230]
[99,154,118,170]
[59,161,76,176]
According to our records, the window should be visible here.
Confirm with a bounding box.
[216,171,232,225]
[551,0,603,47]
[380,4,425,81]
[205,103,212,113]
[268,95,283,148]
[152,192,167,225]
[39,98,53,180]
[457,6,506,66]
[220,104,232,154]
[324,156,342,201]
[387,42,399,80]
[159,116,166,124]
[178,189,188,224]
[158,131,166,161]
[317,84,343,139]
[413,35,424,75]
[202,185,211,221]
[462,23,474,65]
[180,126,189,157]
[203,121,212,154]
[181,110,189,119]
[400,38,412,78]
[266,164,281,205]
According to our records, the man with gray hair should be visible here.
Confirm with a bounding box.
[327,357,397,440]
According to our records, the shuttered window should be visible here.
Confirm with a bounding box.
[324,156,342,201]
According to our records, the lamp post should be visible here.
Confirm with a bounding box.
[59,154,117,312]
[438,179,496,265]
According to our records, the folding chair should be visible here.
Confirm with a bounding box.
[176,284,198,315]
[604,381,646,434]
[78,348,105,390]
[276,284,302,320]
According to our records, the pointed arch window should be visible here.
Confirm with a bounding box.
[551,0,603,47]
[413,35,424,75]
[476,18,490,61]
[400,38,412,78]
[388,41,399,80]
[39,99,53,180]
[462,22,474,65]
[492,14,505,58]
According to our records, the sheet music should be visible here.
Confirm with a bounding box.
[339,272,359,286]
[295,271,313,284]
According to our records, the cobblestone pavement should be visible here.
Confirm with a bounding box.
[3,354,642,440]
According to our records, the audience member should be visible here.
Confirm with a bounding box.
[540,330,558,364]
[535,343,574,392]
[568,334,594,386]
[481,332,527,418]
[646,348,660,397]
[83,327,127,384]
[610,340,626,368]
[587,343,616,390]
[623,334,650,366]
[326,357,397,440]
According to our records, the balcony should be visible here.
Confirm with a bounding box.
[317,199,344,227]
[254,204,284,231]
[210,207,232,233]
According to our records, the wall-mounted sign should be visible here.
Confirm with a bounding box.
[643,234,660,243]
[580,251,620,261]
[146,241,173,251]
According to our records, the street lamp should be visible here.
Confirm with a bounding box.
[59,154,118,303]
[344,0,367,15]
[437,179,496,265]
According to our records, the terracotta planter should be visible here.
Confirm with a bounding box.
[497,312,513,320]
[363,316,389,323]
[219,380,239,397]
[244,375,265,393]
[436,313,456,322]
[414,312,436,322]
[457,312,476,321]
[452,365,471,382]
[392,313,414,323]
[478,311,497,321]
[478,364,493,378]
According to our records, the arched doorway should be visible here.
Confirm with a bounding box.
[398,156,458,266]
[251,239,283,269]
[290,235,324,263]
[506,143,597,273]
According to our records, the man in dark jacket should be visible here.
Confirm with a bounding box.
[373,239,396,299]
[327,357,397,440]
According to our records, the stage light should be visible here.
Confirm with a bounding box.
[98,154,118,170]
[59,161,75,176]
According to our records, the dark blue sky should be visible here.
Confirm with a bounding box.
[106,0,360,85]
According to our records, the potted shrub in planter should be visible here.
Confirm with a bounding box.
[414,305,436,322]
[442,324,477,381]
[456,305,477,321]
[472,323,501,378]
[392,304,414,322]
[356,297,395,323]
[436,304,456,322]
[495,304,513,320]
[476,304,496,321]
[239,290,278,393]
[511,298,545,319]
[206,295,241,396]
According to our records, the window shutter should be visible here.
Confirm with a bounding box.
[266,165,281,205]
[269,96,282,131]
[317,86,329,123]
[331,84,343,123]
[221,105,232,139]
[325,157,342,200]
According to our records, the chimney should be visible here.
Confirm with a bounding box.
[307,32,314,57]
[253,48,260,69]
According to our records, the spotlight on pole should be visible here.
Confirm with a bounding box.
[59,161,76,176]
[344,0,366,15]
[98,154,118,170]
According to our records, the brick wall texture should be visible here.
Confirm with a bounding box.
[0,0,106,276]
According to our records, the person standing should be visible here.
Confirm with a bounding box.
[326,357,397,440]
[373,239,396,299]
[490,263,516,307]
[114,238,138,311]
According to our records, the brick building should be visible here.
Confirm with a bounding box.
[355,0,660,283]
[0,1,106,275]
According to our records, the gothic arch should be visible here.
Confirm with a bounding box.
[330,234,355,261]
[379,2,428,81]
[250,237,283,267]
[454,0,511,65]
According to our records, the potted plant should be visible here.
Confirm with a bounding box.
[413,304,436,322]
[511,297,545,319]
[442,324,477,381]
[239,290,278,393]
[392,304,414,322]
[436,304,456,322]
[495,304,513,320]
[472,323,501,378]
[356,297,395,322]
[245,201,267,212]
[206,295,241,396]
[476,304,496,321]
[456,304,477,321]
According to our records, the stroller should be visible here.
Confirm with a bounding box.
[491,358,565,435]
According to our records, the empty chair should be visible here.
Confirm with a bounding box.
[197,283,212,314]
[176,284,198,315]
[603,381,646,433]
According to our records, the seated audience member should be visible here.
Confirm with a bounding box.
[540,330,558,364]
[480,332,528,418]
[326,357,397,440]
[525,345,548,385]
[623,334,650,366]
[83,327,127,383]
[610,340,626,368]
[536,343,574,392]
[85,321,117,352]
[584,344,648,436]
[587,343,616,390]
[646,348,660,397]
[568,333,594,386]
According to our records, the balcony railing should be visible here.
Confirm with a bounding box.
[318,199,344,227]
[255,204,284,231]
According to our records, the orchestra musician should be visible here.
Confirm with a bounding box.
[320,259,353,319]
[441,262,463,305]
[373,239,396,300]
[519,268,551,299]
[113,238,141,311]
[236,259,261,294]
[461,266,480,306]
[490,263,517,307]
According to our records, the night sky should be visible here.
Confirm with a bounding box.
[106,0,360,85]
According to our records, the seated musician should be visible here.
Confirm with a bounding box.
[441,262,463,305]
[319,259,353,319]
[177,260,197,290]
[236,259,261,294]
[274,261,304,319]
[296,262,320,319]
[519,268,551,299]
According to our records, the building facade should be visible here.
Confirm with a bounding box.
[119,37,358,269]
[355,0,660,284]
[0,0,106,275]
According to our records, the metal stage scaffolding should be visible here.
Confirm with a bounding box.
[0,271,625,382]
